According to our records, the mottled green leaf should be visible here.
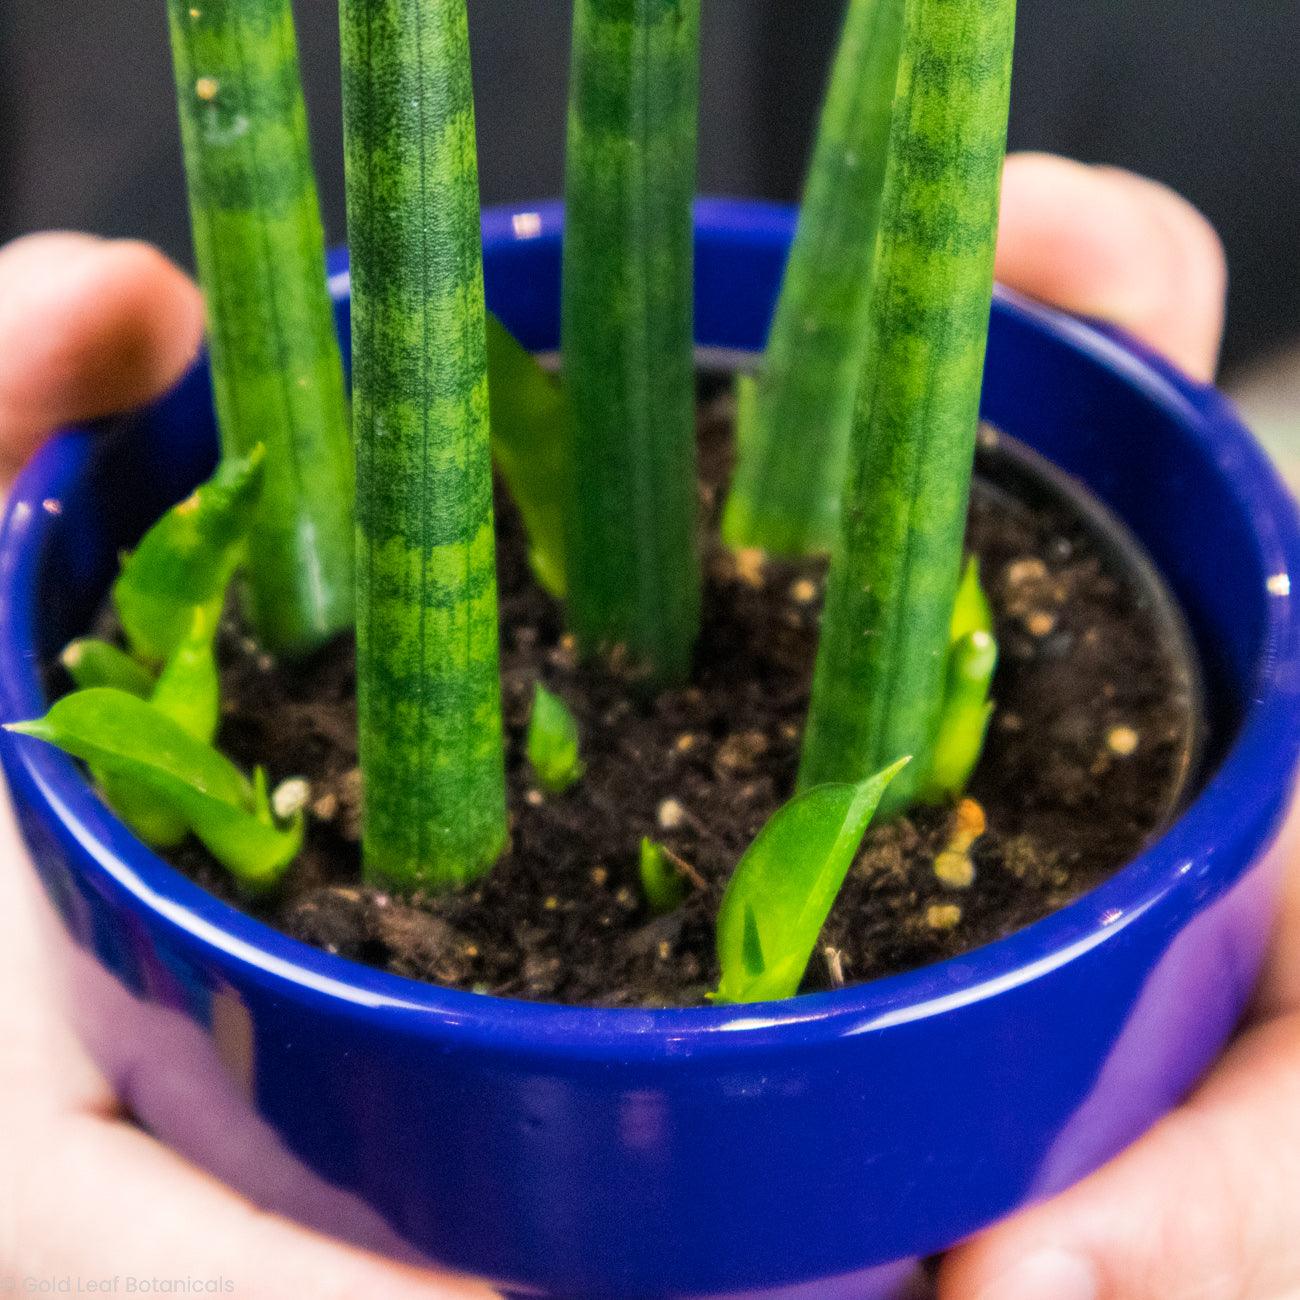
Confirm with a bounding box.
[714,758,908,1004]
[60,640,156,697]
[799,0,1015,818]
[487,314,570,598]
[167,0,355,657]
[639,838,687,914]
[563,0,702,683]
[7,688,300,892]
[113,449,264,665]
[526,683,585,795]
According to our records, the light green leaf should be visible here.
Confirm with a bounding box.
[924,630,998,803]
[714,758,908,1004]
[59,643,182,844]
[60,639,156,697]
[8,688,299,892]
[487,314,570,598]
[151,605,221,742]
[639,837,687,914]
[950,556,993,644]
[526,683,585,794]
[113,448,264,665]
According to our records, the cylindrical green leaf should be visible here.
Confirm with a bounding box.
[166,0,355,658]
[800,0,1016,815]
[722,0,904,557]
[562,0,702,685]
[341,0,507,892]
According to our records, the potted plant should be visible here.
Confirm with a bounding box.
[2,0,1299,1296]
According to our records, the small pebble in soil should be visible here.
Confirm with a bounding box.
[927,904,963,931]
[272,777,311,820]
[1107,725,1140,757]
[657,798,686,830]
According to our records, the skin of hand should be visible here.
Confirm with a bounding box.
[0,154,1248,1299]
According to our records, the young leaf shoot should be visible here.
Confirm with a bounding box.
[923,558,999,801]
[640,838,687,915]
[342,0,507,892]
[151,605,222,744]
[9,690,301,893]
[562,0,703,683]
[60,641,156,698]
[924,630,997,801]
[800,0,1016,818]
[526,683,585,795]
[714,759,908,1004]
[723,0,905,556]
[166,0,355,657]
[487,314,571,598]
[113,448,264,666]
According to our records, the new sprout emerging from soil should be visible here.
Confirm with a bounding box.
[799,0,1017,818]
[923,558,999,802]
[562,0,703,684]
[341,0,507,893]
[639,838,688,915]
[714,759,908,1004]
[527,684,585,795]
[166,0,355,658]
[723,0,905,556]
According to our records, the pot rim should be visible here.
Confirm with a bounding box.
[2,197,1299,1060]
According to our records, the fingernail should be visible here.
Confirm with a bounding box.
[977,1248,1100,1300]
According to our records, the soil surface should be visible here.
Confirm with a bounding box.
[156,391,1196,1007]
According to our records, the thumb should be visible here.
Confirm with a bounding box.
[0,233,204,464]
[938,1013,1300,1299]
[996,153,1227,384]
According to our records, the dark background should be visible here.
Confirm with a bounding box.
[1,1,1295,374]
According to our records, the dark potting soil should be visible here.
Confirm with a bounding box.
[159,393,1195,1007]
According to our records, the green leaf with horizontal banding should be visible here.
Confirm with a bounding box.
[723,0,905,557]
[342,0,507,893]
[562,0,703,684]
[800,0,1016,817]
[166,0,355,658]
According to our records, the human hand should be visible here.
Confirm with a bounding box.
[938,158,1300,1300]
[0,234,496,1297]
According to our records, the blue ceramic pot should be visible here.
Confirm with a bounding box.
[2,200,1299,1300]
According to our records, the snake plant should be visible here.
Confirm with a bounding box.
[341,0,507,893]
[799,0,1017,816]
[166,0,355,658]
[562,0,703,685]
[723,0,905,557]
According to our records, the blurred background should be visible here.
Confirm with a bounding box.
[2,1,1297,460]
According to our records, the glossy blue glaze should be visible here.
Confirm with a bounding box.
[2,202,1299,1299]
